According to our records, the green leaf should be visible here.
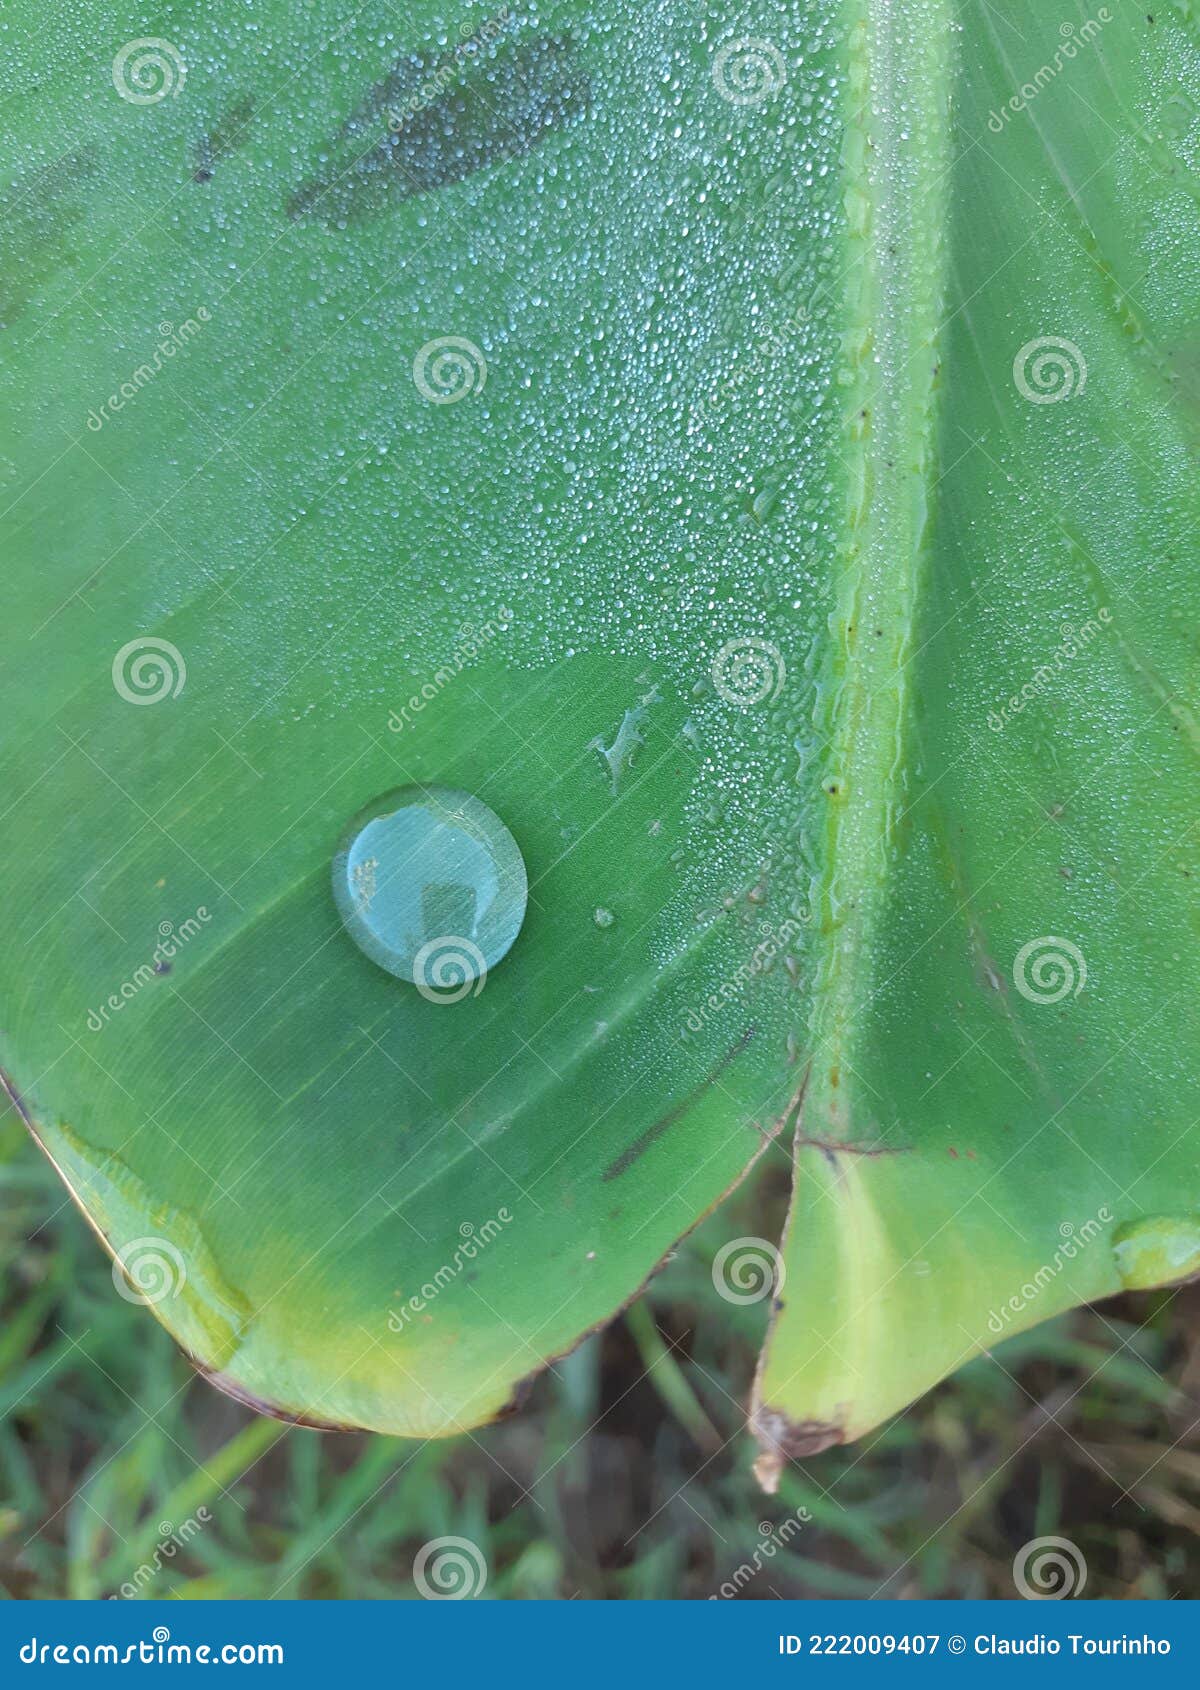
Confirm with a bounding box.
[3,0,1199,1469]
[750,0,1200,1482]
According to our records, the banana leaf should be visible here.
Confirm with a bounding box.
[2,1,1198,1479]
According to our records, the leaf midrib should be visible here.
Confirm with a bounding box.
[804,0,954,1145]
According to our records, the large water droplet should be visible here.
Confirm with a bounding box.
[1112,1214,1200,1290]
[332,786,527,994]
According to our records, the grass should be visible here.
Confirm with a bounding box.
[2,1107,1197,1600]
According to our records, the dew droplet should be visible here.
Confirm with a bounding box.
[332,786,527,990]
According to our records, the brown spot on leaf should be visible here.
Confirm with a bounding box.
[194,95,256,182]
[0,152,98,328]
[751,1405,845,1491]
[288,32,589,223]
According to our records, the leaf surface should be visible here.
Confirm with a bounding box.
[2,1,1199,1457]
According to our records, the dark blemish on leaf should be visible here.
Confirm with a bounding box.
[797,1134,909,1169]
[188,1353,359,1431]
[194,95,256,182]
[751,1405,845,1490]
[601,1029,755,1182]
[287,32,589,223]
[0,152,98,329]
[0,1065,33,1128]
[494,1372,538,1421]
